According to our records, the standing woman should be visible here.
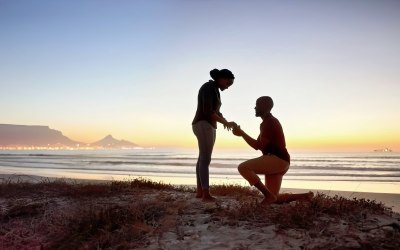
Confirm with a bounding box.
[192,68,236,201]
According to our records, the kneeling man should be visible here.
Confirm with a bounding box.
[233,96,291,205]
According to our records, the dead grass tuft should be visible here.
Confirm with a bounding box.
[52,201,169,249]
[1,201,45,222]
[216,192,391,230]
[211,184,260,197]
[0,177,174,199]
[310,192,389,215]
[128,177,174,190]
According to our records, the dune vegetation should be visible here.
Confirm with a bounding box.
[1,177,399,249]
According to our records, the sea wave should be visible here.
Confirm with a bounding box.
[1,151,400,184]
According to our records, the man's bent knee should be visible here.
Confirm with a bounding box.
[238,163,247,175]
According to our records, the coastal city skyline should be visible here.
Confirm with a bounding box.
[1,1,399,151]
[0,123,395,153]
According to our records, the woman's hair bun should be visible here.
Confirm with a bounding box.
[210,68,235,80]
[210,68,220,80]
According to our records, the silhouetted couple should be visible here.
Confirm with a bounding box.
[192,68,313,205]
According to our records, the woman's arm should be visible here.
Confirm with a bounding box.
[211,112,236,130]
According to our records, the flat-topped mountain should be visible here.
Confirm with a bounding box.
[0,124,138,149]
[0,124,81,147]
[90,135,138,148]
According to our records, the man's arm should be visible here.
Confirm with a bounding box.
[232,126,259,150]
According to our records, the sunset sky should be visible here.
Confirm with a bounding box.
[1,1,399,151]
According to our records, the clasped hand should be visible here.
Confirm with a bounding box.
[223,121,237,131]
[224,121,243,136]
[231,125,242,136]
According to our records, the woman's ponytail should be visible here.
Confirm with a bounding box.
[210,68,234,80]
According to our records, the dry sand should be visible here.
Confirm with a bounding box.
[146,191,400,249]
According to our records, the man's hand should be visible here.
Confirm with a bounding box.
[224,121,237,131]
[232,125,243,137]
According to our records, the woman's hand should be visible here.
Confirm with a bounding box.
[224,121,237,131]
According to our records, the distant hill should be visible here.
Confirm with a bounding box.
[0,124,82,147]
[90,135,138,148]
[0,124,139,149]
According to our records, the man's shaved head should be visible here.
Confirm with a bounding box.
[257,96,274,111]
[255,96,274,118]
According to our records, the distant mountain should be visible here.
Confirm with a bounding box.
[0,124,82,147]
[0,124,139,149]
[90,135,138,148]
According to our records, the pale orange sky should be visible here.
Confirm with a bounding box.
[59,122,400,152]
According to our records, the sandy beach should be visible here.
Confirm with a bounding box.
[2,174,400,213]
[1,174,399,249]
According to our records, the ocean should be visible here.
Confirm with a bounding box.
[0,149,399,194]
